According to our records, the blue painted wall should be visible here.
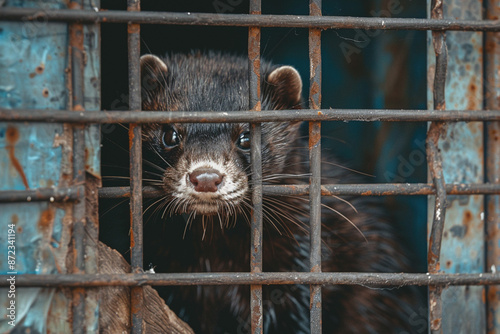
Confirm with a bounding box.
[0,0,72,331]
[0,0,100,331]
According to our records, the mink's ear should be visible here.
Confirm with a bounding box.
[140,54,168,108]
[263,66,303,110]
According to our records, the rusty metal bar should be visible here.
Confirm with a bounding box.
[427,126,447,334]
[308,0,322,332]
[72,134,86,334]
[0,186,82,202]
[95,183,500,199]
[3,181,498,204]
[248,1,262,333]
[429,0,485,330]
[263,183,500,197]
[69,0,87,332]
[1,8,500,31]
[80,0,101,329]
[428,0,448,332]
[1,108,500,123]
[127,0,144,333]
[485,0,500,331]
[3,272,500,287]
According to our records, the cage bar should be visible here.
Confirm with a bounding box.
[2,108,500,123]
[95,183,500,199]
[2,272,500,287]
[427,0,448,331]
[1,8,499,31]
[485,0,500,331]
[3,182,499,204]
[428,0,487,331]
[127,0,144,333]
[81,1,101,329]
[0,2,499,333]
[248,0,263,333]
[308,0,322,332]
[0,187,82,203]
[69,0,88,332]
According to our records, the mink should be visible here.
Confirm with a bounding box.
[112,51,424,333]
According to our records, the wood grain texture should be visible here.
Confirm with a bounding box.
[98,242,194,334]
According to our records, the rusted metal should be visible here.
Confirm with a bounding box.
[265,183,500,197]
[69,0,88,332]
[71,69,88,334]
[427,123,447,334]
[82,2,102,180]
[2,272,500,288]
[486,127,500,332]
[95,183,500,200]
[248,1,263,333]
[487,126,500,332]
[1,8,500,31]
[427,0,487,332]
[129,123,144,334]
[0,186,82,203]
[427,0,449,332]
[485,0,500,332]
[1,2,498,333]
[4,127,29,189]
[79,1,101,329]
[127,0,144,333]
[0,1,75,332]
[71,73,88,334]
[2,108,500,123]
[308,0,322,332]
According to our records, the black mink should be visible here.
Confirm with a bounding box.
[111,51,423,333]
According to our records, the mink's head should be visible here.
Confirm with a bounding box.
[140,52,303,218]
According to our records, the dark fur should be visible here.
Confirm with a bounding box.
[135,52,422,333]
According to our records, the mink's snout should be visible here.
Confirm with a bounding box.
[188,168,224,193]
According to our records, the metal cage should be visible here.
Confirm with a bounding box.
[0,0,500,333]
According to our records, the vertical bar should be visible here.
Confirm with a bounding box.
[427,1,448,333]
[72,127,86,334]
[309,0,322,332]
[427,0,486,332]
[82,0,101,331]
[485,0,500,332]
[427,0,485,332]
[128,0,144,333]
[248,1,262,333]
[69,0,87,333]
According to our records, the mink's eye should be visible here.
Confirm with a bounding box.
[237,131,250,151]
[162,127,180,149]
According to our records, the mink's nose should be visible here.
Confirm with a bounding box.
[188,168,223,193]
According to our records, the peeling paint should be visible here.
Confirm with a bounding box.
[0,0,77,332]
[5,126,29,189]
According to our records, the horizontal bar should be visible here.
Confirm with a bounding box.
[265,183,500,196]
[0,8,499,31]
[1,109,500,124]
[1,182,496,204]
[0,186,82,203]
[1,272,499,287]
[97,183,500,199]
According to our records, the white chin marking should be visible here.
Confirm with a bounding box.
[173,159,247,205]
[191,203,219,215]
